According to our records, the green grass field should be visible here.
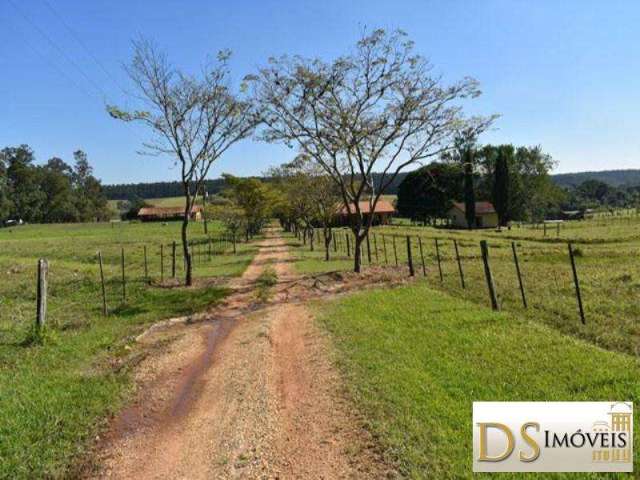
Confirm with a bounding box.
[0,220,256,478]
[317,282,640,478]
[288,215,640,358]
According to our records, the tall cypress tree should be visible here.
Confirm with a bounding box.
[463,148,476,229]
[493,148,509,226]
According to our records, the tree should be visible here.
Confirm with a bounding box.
[252,28,495,272]
[269,155,342,260]
[476,144,559,222]
[492,147,510,226]
[0,151,15,222]
[221,175,278,239]
[41,157,77,222]
[72,150,109,222]
[2,145,45,222]
[209,202,246,253]
[396,162,463,223]
[108,39,259,285]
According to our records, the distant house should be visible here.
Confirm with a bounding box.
[137,206,203,222]
[448,201,498,228]
[335,200,395,226]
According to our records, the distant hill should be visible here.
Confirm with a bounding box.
[551,169,640,188]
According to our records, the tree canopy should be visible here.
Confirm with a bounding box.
[0,145,109,224]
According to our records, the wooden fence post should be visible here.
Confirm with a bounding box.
[121,247,126,303]
[568,242,586,324]
[406,236,415,276]
[392,236,398,266]
[418,237,426,276]
[208,237,212,260]
[143,245,148,281]
[160,244,164,282]
[511,241,527,308]
[373,233,379,263]
[346,233,351,257]
[382,234,388,264]
[98,251,107,316]
[366,234,372,263]
[172,241,177,278]
[435,238,443,282]
[36,258,48,330]
[480,240,499,311]
[453,240,465,289]
[333,232,337,253]
[543,223,547,237]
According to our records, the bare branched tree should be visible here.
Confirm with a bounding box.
[252,28,497,272]
[108,39,259,285]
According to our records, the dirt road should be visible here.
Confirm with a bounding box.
[94,230,389,479]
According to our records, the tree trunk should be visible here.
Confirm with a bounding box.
[324,227,331,261]
[309,228,314,251]
[181,216,192,286]
[353,233,363,273]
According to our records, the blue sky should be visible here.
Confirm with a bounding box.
[1,0,638,184]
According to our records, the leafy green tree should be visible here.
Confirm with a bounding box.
[0,154,14,222]
[72,150,109,222]
[268,155,342,260]
[396,162,463,223]
[2,145,46,222]
[222,175,278,239]
[477,144,560,222]
[492,147,510,226]
[41,157,77,222]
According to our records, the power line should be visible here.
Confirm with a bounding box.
[41,0,130,97]
[4,19,98,102]
[7,0,110,101]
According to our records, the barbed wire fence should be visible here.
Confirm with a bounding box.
[1,231,246,341]
[288,221,640,356]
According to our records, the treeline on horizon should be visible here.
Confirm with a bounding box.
[0,145,110,224]
[102,173,408,201]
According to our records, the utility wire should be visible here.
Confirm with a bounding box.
[41,0,130,97]
[7,0,110,101]
[4,19,98,102]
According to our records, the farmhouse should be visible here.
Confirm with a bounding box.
[137,206,203,222]
[335,199,395,226]
[448,201,498,228]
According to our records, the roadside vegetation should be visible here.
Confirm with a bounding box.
[0,220,258,478]
[317,282,640,478]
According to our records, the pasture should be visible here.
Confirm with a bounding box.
[289,215,640,357]
[0,220,257,477]
[317,282,640,478]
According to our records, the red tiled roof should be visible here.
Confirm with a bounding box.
[338,200,395,215]
[451,201,496,215]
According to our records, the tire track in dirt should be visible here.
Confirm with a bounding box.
[92,229,391,479]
